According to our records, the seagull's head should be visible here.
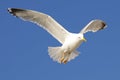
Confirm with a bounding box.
[78,34,87,42]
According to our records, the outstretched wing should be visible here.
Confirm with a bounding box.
[80,20,106,34]
[8,8,70,44]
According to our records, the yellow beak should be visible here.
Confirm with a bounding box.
[82,37,87,42]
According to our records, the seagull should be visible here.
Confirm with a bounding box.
[8,8,107,64]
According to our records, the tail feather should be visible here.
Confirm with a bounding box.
[48,46,80,63]
[48,47,62,63]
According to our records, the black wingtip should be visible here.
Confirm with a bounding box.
[8,8,13,14]
[100,21,107,30]
[94,20,107,30]
[7,8,25,16]
[8,8,17,16]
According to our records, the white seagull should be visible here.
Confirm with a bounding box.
[8,8,106,64]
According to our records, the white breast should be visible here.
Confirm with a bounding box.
[61,33,83,52]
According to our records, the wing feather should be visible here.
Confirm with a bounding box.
[8,8,70,44]
[80,20,106,34]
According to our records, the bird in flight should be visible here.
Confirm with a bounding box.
[8,8,107,64]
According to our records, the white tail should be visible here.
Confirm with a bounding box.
[48,47,62,63]
[48,46,80,63]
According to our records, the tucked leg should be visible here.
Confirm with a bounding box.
[60,52,65,63]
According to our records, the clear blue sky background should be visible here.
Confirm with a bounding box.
[0,0,120,80]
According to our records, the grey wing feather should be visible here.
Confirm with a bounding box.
[80,20,106,34]
[8,8,70,44]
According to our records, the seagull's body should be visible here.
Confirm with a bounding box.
[48,33,85,63]
[8,8,106,64]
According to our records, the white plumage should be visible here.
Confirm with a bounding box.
[8,8,106,64]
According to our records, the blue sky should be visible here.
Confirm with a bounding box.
[0,0,120,80]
